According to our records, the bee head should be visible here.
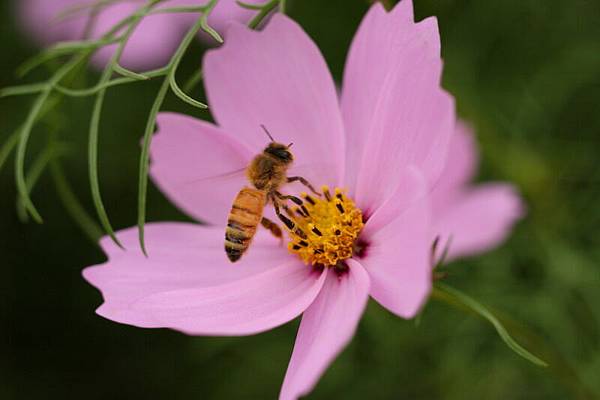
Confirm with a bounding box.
[265,142,294,164]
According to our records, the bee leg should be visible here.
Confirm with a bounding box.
[287,176,321,196]
[261,217,283,245]
[275,192,310,217]
[275,191,311,218]
[273,199,307,240]
[275,191,304,205]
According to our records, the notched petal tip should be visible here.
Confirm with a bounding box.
[390,0,414,21]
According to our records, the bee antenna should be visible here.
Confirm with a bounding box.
[287,142,294,148]
[260,124,275,142]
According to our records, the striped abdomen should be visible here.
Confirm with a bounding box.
[225,187,267,262]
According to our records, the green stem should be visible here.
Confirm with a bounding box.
[14,55,86,223]
[50,158,103,244]
[247,0,280,29]
[0,130,20,173]
[137,5,220,254]
[433,282,547,367]
[182,69,203,93]
[55,67,168,97]
[150,6,207,15]
[17,37,121,77]
[0,83,48,98]
[137,78,169,256]
[88,0,164,249]
[16,144,67,221]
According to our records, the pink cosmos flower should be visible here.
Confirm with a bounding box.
[18,0,257,70]
[431,121,524,261]
[83,2,522,398]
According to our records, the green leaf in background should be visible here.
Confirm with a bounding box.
[432,282,548,367]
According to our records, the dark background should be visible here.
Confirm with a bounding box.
[1,0,599,399]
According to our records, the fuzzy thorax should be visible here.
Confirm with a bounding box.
[286,186,364,267]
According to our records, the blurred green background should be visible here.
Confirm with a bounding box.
[1,0,599,399]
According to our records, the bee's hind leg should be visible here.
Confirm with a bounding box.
[275,191,313,219]
[261,217,283,245]
[287,176,321,196]
[272,198,307,240]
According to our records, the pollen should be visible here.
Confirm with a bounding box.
[285,186,364,267]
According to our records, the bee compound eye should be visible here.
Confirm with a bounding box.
[272,149,291,161]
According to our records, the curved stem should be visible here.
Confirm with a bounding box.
[87,0,165,249]
[433,282,547,367]
[14,55,86,223]
[50,158,103,244]
[137,5,219,254]
[137,78,169,256]
[0,130,20,173]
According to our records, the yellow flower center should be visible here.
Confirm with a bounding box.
[285,186,364,267]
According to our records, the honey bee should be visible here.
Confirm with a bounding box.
[225,126,319,262]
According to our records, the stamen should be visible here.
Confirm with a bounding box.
[322,186,332,201]
[303,193,316,205]
[289,196,303,206]
[294,207,307,218]
[285,186,364,267]
[279,214,295,230]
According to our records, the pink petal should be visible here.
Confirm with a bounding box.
[280,262,370,400]
[91,2,187,70]
[360,166,426,236]
[432,184,525,261]
[128,262,326,336]
[341,1,455,212]
[150,112,254,225]
[18,0,83,44]
[19,0,187,70]
[359,168,431,318]
[431,121,478,213]
[204,14,345,187]
[84,222,295,329]
[199,0,256,41]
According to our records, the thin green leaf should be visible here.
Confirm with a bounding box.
[182,69,203,93]
[0,83,48,98]
[114,63,150,80]
[236,0,267,11]
[137,8,215,254]
[88,88,123,248]
[55,79,131,97]
[199,0,223,43]
[432,282,548,367]
[86,0,164,249]
[14,53,87,224]
[17,38,119,77]
[16,144,64,221]
[50,158,103,244]
[0,130,20,173]
[137,78,170,256]
[55,67,168,97]
[150,5,207,15]
[14,92,50,223]
[54,0,125,23]
[169,75,208,108]
[247,0,279,29]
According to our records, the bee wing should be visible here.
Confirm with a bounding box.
[180,167,248,186]
[153,159,250,226]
